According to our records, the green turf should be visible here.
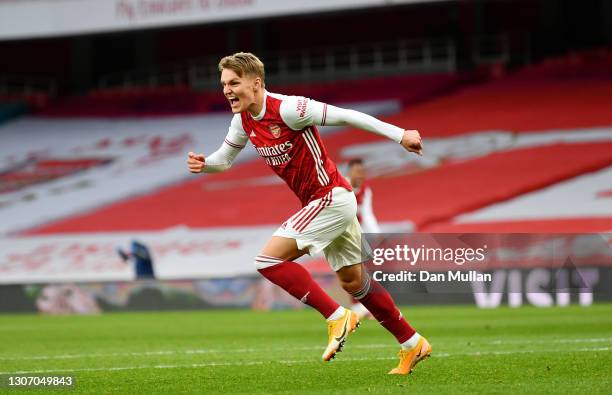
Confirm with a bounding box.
[0,304,610,394]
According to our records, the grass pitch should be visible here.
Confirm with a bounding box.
[0,304,610,394]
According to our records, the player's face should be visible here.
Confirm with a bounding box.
[348,164,366,188]
[220,68,261,114]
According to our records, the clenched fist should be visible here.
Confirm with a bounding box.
[187,151,206,173]
[400,129,423,156]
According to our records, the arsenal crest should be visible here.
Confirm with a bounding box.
[268,124,281,138]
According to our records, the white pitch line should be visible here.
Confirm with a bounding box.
[1,337,610,362]
[0,347,609,376]
[486,337,612,345]
[0,346,364,361]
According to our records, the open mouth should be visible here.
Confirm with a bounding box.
[228,97,239,106]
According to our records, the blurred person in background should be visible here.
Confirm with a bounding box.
[347,158,381,234]
[117,240,156,280]
[346,158,379,320]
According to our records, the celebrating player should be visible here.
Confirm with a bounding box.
[187,52,430,375]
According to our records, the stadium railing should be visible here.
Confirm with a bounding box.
[98,36,459,91]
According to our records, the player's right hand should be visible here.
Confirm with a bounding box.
[187,151,206,173]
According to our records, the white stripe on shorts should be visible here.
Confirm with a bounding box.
[295,191,332,232]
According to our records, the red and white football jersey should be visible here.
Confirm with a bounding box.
[224,91,352,206]
[353,181,381,233]
[354,182,368,224]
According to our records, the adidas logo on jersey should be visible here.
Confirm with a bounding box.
[250,131,256,137]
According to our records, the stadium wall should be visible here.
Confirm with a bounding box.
[1,267,610,314]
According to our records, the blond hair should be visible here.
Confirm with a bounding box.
[218,52,265,87]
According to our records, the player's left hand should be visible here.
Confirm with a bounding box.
[400,129,423,155]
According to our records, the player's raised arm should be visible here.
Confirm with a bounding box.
[187,114,248,174]
[280,97,423,155]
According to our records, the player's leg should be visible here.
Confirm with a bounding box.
[335,263,431,374]
[255,235,342,320]
[336,263,416,341]
[326,217,431,375]
[259,188,362,361]
[349,296,373,320]
[335,263,417,341]
[256,235,356,362]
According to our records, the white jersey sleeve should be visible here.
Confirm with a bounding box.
[279,96,318,131]
[202,115,248,173]
[279,96,404,143]
[359,187,381,233]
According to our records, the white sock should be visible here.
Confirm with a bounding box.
[326,306,346,321]
[400,332,421,350]
[350,302,369,318]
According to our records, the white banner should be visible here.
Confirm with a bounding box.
[0,220,413,284]
[0,226,273,283]
[0,0,447,40]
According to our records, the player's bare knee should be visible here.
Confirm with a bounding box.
[259,236,306,263]
[335,263,363,293]
[340,278,362,294]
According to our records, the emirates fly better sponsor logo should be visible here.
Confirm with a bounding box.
[255,141,293,166]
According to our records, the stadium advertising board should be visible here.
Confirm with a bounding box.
[0,0,448,40]
[1,232,610,312]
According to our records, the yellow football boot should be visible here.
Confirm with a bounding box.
[388,336,432,375]
[322,309,360,362]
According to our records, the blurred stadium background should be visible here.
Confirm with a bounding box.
[0,0,611,315]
